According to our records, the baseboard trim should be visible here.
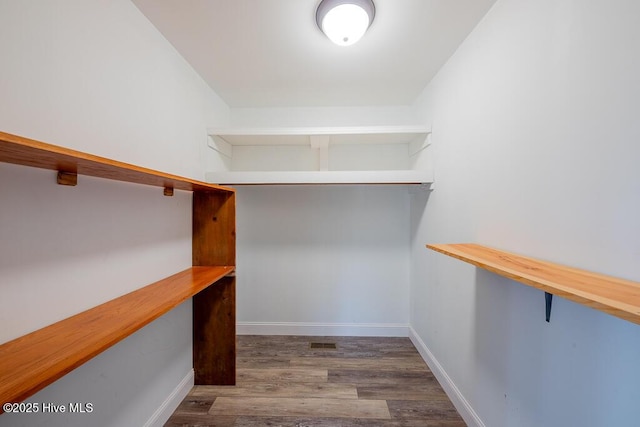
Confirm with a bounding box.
[237,322,409,337]
[144,369,194,427]
[409,327,485,427]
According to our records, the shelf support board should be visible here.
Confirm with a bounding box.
[409,130,432,157]
[57,171,77,186]
[310,135,330,172]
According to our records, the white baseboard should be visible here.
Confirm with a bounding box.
[409,327,485,427]
[237,322,409,337]
[144,369,194,427]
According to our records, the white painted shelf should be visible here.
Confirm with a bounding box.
[207,125,431,146]
[205,170,433,185]
[205,126,433,185]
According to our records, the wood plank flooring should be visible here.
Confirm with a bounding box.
[164,335,466,426]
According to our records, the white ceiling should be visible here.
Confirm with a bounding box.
[132,0,497,108]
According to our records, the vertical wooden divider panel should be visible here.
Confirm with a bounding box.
[192,191,237,385]
[193,276,236,385]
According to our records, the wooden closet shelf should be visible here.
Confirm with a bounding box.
[427,243,640,325]
[0,265,235,410]
[0,131,233,194]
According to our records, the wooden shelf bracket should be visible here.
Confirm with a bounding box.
[57,171,77,186]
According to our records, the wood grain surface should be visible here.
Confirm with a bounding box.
[193,276,237,385]
[0,130,238,408]
[192,191,237,385]
[427,243,640,324]
[0,130,233,193]
[0,266,234,411]
[192,191,236,267]
[209,397,391,419]
[165,335,465,426]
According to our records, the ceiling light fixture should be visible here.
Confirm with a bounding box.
[316,0,375,47]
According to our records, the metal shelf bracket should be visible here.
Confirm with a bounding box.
[545,292,553,322]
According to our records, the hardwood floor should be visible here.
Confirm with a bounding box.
[165,335,465,426]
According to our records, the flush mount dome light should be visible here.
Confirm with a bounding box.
[316,0,375,46]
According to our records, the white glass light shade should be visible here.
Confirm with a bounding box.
[316,0,375,46]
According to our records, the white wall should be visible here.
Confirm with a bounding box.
[217,97,420,337]
[0,1,229,426]
[229,106,421,128]
[230,143,410,172]
[410,0,640,426]
[236,185,411,336]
